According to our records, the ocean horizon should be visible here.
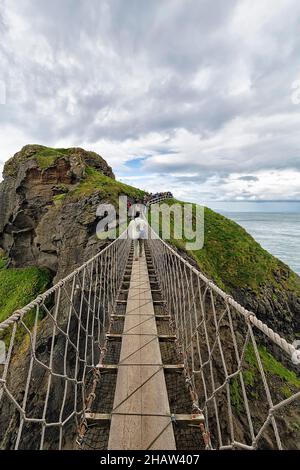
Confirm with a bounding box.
[220,211,300,276]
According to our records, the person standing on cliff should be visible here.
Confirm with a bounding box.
[128,211,147,260]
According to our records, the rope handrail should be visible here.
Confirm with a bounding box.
[145,221,300,450]
[0,229,128,332]
[146,224,297,358]
[0,228,131,450]
[0,216,299,450]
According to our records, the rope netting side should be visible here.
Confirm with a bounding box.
[147,232,300,450]
[0,234,131,450]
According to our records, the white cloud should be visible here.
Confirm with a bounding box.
[0,0,300,202]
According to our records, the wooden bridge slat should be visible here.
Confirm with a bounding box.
[108,251,176,450]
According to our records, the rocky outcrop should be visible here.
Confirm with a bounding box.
[2,144,115,180]
[0,145,115,281]
[0,145,120,449]
[232,283,300,342]
[0,145,299,450]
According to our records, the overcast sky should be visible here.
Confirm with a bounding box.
[1,0,300,208]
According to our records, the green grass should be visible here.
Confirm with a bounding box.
[33,147,69,169]
[192,206,287,293]
[0,254,7,270]
[54,184,69,193]
[254,345,300,395]
[150,199,300,297]
[4,145,70,176]
[0,265,51,324]
[3,144,115,179]
[290,421,300,432]
[148,198,300,416]
[69,166,145,204]
[0,262,52,348]
[53,193,67,206]
[230,344,300,413]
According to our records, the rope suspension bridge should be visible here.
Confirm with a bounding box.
[0,201,300,450]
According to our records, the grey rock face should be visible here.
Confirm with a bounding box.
[0,145,114,280]
[0,146,118,449]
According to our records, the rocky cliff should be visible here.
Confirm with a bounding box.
[0,145,300,449]
[157,200,300,344]
[155,202,300,449]
[0,145,142,283]
[0,145,145,449]
[1,146,299,341]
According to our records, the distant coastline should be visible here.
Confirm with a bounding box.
[220,211,300,276]
[204,200,300,213]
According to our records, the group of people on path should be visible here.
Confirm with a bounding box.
[143,191,173,205]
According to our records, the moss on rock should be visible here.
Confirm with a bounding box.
[230,344,300,413]
[3,144,115,179]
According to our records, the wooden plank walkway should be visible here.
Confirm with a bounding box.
[108,249,176,450]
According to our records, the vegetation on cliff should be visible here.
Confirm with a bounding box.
[230,344,300,414]
[1,145,299,329]
[1,144,300,332]
[152,199,300,298]
[0,146,145,325]
[66,166,145,203]
[4,146,70,175]
[0,253,51,323]
[150,199,300,421]
[3,144,115,179]
[1,145,300,447]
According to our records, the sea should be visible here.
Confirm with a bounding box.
[220,212,300,276]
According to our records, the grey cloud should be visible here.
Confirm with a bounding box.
[1,0,300,200]
[172,173,214,184]
[174,175,209,184]
[0,0,245,143]
[238,176,259,182]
